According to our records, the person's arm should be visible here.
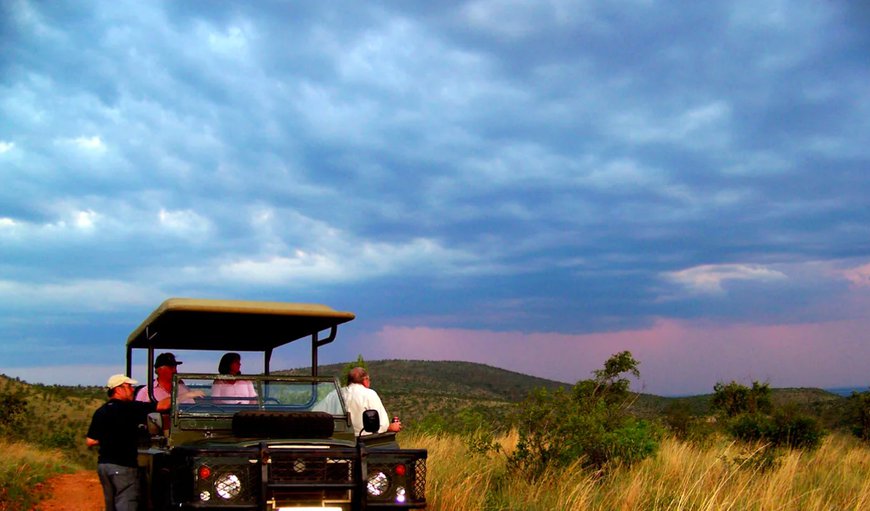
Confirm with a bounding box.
[370,392,398,434]
[155,396,172,412]
[155,390,205,411]
[86,409,102,448]
[387,418,401,432]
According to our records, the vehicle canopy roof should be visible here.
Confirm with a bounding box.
[127,298,356,351]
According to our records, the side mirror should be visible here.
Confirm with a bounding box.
[362,409,380,434]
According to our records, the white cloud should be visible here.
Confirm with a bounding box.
[0,279,164,311]
[74,209,98,229]
[460,0,607,39]
[204,24,250,55]
[70,135,107,152]
[158,209,212,237]
[2,365,118,386]
[583,158,660,190]
[216,237,483,286]
[664,263,787,295]
[218,252,344,284]
[0,141,14,153]
[609,101,732,147]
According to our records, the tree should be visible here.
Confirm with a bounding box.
[846,390,870,441]
[341,355,368,384]
[0,389,30,439]
[713,380,824,450]
[711,380,771,417]
[511,351,659,476]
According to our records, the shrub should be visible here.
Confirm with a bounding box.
[846,390,870,441]
[662,400,714,443]
[726,408,825,450]
[603,419,660,465]
[0,389,30,439]
[712,380,772,418]
[769,406,825,450]
[510,351,659,476]
[728,413,772,443]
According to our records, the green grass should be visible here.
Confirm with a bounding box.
[0,439,82,511]
[0,374,102,468]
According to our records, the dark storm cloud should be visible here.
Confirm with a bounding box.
[1,1,869,391]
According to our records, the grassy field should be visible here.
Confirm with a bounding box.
[0,439,83,511]
[4,430,867,511]
[0,375,102,468]
[402,431,870,511]
[1,366,867,510]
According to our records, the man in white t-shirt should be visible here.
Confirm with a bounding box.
[342,367,402,436]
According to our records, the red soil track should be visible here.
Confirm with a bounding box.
[33,470,102,511]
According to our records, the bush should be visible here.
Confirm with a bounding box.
[712,381,771,418]
[846,390,870,441]
[662,401,714,443]
[510,351,659,476]
[769,407,825,449]
[0,389,30,439]
[604,419,660,465]
[726,408,825,450]
[728,413,772,443]
[414,413,448,435]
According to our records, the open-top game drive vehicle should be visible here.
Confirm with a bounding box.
[126,298,427,510]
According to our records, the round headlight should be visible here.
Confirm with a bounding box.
[367,471,390,496]
[214,473,242,500]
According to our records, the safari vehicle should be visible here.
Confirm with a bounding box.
[126,298,427,510]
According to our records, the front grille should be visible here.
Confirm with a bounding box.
[269,451,355,485]
[268,451,354,509]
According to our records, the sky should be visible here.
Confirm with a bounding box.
[1,0,869,396]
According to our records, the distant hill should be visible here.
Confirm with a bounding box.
[282,360,860,430]
[280,359,571,429]
[629,386,855,431]
[827,386,870,397]
[3,363,864,439]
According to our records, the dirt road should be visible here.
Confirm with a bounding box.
[34,470,102,511]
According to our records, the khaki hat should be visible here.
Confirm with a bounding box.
[107,374,138,389]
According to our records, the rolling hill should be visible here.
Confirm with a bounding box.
[280,359,571,430]
[3,360,862,439]
[282,359,857,430]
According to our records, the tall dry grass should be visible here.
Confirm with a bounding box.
[402,431,870,511]
[0,440,82,511]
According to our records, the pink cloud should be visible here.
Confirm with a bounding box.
[361,316,870,396]
[843,263,870,288]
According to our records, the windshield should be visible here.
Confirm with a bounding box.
[173,374,346,417]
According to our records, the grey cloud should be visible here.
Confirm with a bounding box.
[2,1,869,380]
